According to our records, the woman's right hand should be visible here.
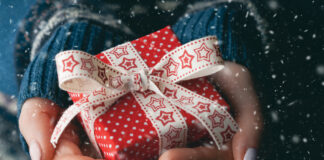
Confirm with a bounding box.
[19,97,99,160]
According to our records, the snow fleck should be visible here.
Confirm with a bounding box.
[287,100,298,106]
[29,82,37,91]
[298,35,304,40]
[306,113,310,118]
[302,137,308,143]
[292,135,301,144]
[269,30,274,35]
[271,111,279,122]
[268,0,279,10]
[316,65,324,75]
[305,55,311,60]
[272,74,277,79]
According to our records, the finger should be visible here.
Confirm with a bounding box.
[19,97,62,160]
[232,110,261,160]
[211,61,263,160]
[52,121,101,159]
[53,121,82,158]
[54,155,96,160]
[232,111,262,160]
[51,107,100,158]
[159,143,233,160]
[79,135,102,158]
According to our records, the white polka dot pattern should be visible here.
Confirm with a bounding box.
[51,26,238,160]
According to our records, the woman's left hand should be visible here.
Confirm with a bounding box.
[159,61,263,160]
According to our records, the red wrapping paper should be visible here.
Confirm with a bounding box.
[68,26,231,160]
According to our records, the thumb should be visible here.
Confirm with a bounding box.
[232,109,263,160]
[210,62,263,160]
[19,97,62,160]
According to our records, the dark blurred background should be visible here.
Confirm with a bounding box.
[0,0,323,159]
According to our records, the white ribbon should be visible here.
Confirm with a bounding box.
[51,36,238,156]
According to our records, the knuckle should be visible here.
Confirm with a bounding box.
[225,62,251,77]
[19,98,61,136]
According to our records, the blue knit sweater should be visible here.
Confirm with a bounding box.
[16,1,263,153]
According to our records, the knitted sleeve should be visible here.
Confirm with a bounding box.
[172,2,265,68]
[17,20,131,152]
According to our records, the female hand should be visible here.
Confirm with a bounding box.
[19,98,99,160]
[159,61,263,160]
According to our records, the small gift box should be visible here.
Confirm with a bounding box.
[51,26,238,160]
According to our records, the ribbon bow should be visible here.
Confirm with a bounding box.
[51,36,238,155]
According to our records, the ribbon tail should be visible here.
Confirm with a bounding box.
[132,80,188,154]
[50,88,128,147]
[50,102,85,147]
[151,76,239,149]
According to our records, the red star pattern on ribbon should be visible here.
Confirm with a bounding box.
[93,87,107,96]
[80,57,96,74]
[164,125,182,142]
[118,58,137,70]
[194,43,213,62]
[156,111,175,126]
[62,55,79,72]
[193,102,211,114]
[146,97,166,112]
[108,76,123,89]
[80,107,91,131]
[208,110,226,128]
[176,96,194,105]
[92,102,105,110]
[109,45,129,59]
[178,50,194,69]
[163,87,178,99]
[166,140,182,149]
[82,108,91,121]
[162,58,179,76]
[137,90,155,98]
[79,94,90,104]
[221,126,236,143]
[97,66,108,82]
[151,69,164,77]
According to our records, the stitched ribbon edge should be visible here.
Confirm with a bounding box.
[51,36,239,156]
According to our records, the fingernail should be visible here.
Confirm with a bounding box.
[29,140,42,160]
[243,148,257,160]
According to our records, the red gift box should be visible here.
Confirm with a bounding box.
[52,26,238,160]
